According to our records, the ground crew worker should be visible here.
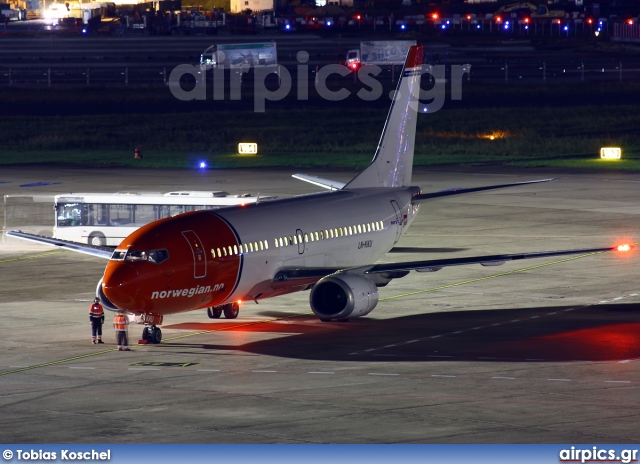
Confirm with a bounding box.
[89,297,104,344]
[113,310,130,351]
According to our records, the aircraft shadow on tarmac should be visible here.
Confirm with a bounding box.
[163,303,640,363]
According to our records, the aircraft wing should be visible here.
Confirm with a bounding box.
[6,230,114,259]
[413,178,555,202]
[365,244,632,275]
[292,173,346,191]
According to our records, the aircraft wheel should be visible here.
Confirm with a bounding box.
[223,302,239,319]
[142,327,150,341]
[207,307,222,319]
[149,327,162,344]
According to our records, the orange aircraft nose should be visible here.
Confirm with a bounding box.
[102,262,139,311]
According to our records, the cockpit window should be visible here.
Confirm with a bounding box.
[117,249,170,264]
[148,249,169,264]
[111,250,126,260]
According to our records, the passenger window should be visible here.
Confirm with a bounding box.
[357,225,362,234]
[211,249,216,259]
[233,245,238,255]
[264,240,268,250]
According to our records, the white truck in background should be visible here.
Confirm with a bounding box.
[346,40,417,71]
[199,42,277,71]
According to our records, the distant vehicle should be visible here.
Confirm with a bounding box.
[53,191,271,246]
[200,42,277,71]
[0,2,26,21]
[345,40,417,71]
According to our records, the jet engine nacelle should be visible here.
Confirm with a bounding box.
[310,274,379,320]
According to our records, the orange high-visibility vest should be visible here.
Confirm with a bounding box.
[113,315,127,331]
[90,303,104,318]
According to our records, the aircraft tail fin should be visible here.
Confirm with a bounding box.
[344,45,423,190]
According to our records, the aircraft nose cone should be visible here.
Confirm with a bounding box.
[102,263,139,310]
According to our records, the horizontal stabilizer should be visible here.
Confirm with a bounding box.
[292,174,346,191]
[6,230,114,259]
[413,179,555,202]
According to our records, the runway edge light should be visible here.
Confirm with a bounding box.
[600,147,621,160]
[238,143,258,155]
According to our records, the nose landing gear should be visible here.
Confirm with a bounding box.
[142,325,162,344]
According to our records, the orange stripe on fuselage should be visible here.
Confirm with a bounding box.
[102,211,240,316]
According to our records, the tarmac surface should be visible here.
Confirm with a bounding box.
[1,165,639,443]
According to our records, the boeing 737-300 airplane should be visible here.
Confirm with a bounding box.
[8,46,633,343]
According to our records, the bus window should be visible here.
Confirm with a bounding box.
[134,204,155,226]
[56,203,86,227]
[109,204,133,226]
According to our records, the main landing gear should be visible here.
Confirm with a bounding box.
[206,302,239,319]
[142,325,162,344]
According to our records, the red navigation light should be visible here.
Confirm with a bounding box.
[466,14,471,20]
[431,13,439,20]
[524,17,530,24]
[355,14,361,20]
[627,19,634,25]
[587,18,593,24]
[495,15,502,23]
[556,19,561,24]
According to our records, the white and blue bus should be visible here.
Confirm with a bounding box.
[54,191,267,246]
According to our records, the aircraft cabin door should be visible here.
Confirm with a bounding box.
[296,229,305,255]
[390,200,404,243]
[182,230,207,279]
